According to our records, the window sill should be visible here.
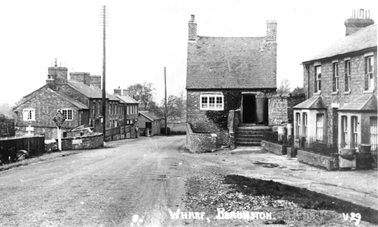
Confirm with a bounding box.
[344,91,351,95]
[314,91,321,95]
[363,90,374,94]
[331,91,339,95]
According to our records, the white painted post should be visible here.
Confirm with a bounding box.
[57,127,62,151]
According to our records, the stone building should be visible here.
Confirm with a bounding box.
[13,62,124,140]
[114,88,139,139]
[294,9,377,155]
[185,15,278,151]
[138,111,162,136]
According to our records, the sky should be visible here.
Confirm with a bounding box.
[0,0,376,106]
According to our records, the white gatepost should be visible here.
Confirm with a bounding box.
[53,109,65,151]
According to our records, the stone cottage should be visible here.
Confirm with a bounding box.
[294,9,377,157]
[13,61,124,140]
[186,15,278,151]
[138,111,162,136]
[114,88,139,139]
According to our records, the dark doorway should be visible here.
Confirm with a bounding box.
[146,122,152,129]
[243,95,256,123]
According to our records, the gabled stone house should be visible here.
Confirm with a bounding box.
[294,10,377,155]
[13,62,124,140]
[186,15,278,150]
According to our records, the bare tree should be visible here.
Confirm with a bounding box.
[127,82,154,110]
[276,78,291,95]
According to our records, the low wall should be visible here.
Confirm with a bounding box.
[297,149,339,171]
[261,140,286,155]
[60,133,103,150]
[186,123,217,153]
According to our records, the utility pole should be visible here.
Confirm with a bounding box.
[100,5,109,142]
[164,67,168,136]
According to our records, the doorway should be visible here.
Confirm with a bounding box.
[242,94,256,123]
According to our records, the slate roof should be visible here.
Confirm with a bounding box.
[303,24,377,63]
[68,80,119,101]
[293,95,326,109]
[14,87,88,110]
[339,94,377,111]
[139,111,162,121]
[186,36,277,89]
[116,95,139,104]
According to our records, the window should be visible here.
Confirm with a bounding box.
[315,66,321,93]
[345,60,351,92]
[127,106,130,115]
[341,116,348,147]
[97,101,101,116]
[93,101,96,116]
[332,62,339,92]
[316,114,324,141]
[365,56,374,90]
[62,109,73,121]
[200,94,224,110]
[351,116,358,148]
[295,113,301,137]
[302,113,307,137]
[23,109,35,121]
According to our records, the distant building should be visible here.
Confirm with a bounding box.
[138,111,162,136]
[13,62,124,140]
[294,9,377,153]
[114,87,139,139]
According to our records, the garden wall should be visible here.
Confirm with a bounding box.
[60,133,103,150]
[297,149,339,171]
[186,123,216,153]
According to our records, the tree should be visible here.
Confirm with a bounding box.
[0,102,14,118]
[127,82,154,110]
[149,95,185,122]
[0,114,15,137]
[291,86,305,96]
[276,78,291,96]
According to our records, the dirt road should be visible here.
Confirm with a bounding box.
[0,136,209,227]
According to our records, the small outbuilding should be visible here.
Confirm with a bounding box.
[138,111,162,136]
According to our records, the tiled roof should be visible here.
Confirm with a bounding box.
[339,94,377,111]
[116,95,139,104]
[293,95,326,109]
[186,36,277,89]
[53,89,89,109]
[139,111,161,121]
[303,24,377,63]
[68,80,119,101]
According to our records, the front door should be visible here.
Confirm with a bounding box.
[242,94,256,123]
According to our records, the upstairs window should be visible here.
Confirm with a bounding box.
[345,60,351,92]
[315,66,321,93]
[332,62,339,92]
[23,109,35,121]
[365,56,374,91]
[200,94,224,111]
[62,109,73,121]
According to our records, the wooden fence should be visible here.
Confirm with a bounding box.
[0,135,45,163]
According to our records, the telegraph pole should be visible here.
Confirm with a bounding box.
[100,5,109,141]
[164,67,168,136]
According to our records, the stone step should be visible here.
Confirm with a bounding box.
[236,127,272,131]
[236,141,261,146]
[236,138,261,143]
[235,134,263,138]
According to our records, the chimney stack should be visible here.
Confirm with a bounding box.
[114,87,122,96]
[46,59,68,88]
[188,14,197,41]
[90,75,101,88]
[266,20,277,42]
[344,9,374,36]
[122,89,130,96]
[69,72,91,86]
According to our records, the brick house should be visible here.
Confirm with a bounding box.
[294,10,377,155]
[114,88,139,139]
[186,15,277,150]
[13,62,124,140]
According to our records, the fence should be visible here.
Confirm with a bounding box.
[0,135,45,163]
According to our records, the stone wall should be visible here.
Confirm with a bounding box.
[186,123,217,153]
[60,133,103,150]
